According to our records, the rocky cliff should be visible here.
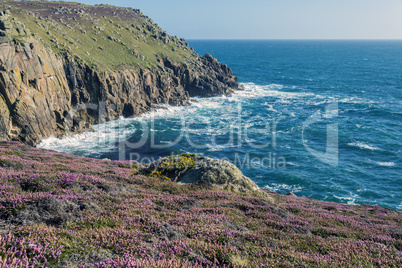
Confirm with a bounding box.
[0,1,239,145]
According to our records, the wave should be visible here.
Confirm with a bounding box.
[134,104,196,120]
[37,132,109,157]
[237,83,318,100]
[334,195,357,206]
[376,162,395,167]
[263,183,303,193]
[355,124,370,129]
[37,102,199,154]
[239,83,381,109]
[337,97,375,105]
[347,142,380,151]
[38,82,306,151]
[206,144,237,152]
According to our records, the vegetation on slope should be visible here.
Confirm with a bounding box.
[0,2,400,268]
[1,1,198,71]
[0,141,401,267]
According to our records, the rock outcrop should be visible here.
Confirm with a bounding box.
[0,2,240,145]
[141,153,273,202]
[11,197,83,227]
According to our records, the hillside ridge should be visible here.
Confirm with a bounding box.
[0,1,240,145]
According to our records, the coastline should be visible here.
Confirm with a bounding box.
[0,1,401,266]
[0,1,240,146]
[36,80,401,212]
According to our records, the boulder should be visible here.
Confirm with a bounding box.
[163,55,240,98]
[157,222,184,241]
[142,154,273,202]
[11,197,81,227]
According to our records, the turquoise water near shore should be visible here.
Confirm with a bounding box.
[38,40,402,211]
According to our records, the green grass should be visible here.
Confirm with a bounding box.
[0,150,23,157]
[3,1,197,72]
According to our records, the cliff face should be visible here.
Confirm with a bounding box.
[0,30,71,145]
[0,1,239,145]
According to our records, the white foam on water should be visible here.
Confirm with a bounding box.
[334,194,359,206]
[262,103,278,113]
[37,102,201,154]
[347,142,380,151]
[263,183,303,193]
[37,118,140,155]
[37,82,321,156]
[312,99,334,106]
[206,143,237,152]
[190,98,227,110]
[135,104,196,120]
[236,83,317,100]
[376,162,395,167]
[337,97,373,104]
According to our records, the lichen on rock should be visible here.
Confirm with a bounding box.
[141,153,274,202]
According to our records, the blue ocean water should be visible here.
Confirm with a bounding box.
[38,40,402,211]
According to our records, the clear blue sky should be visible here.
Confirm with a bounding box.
[59,0,402,39]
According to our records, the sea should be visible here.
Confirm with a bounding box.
[38,40,402,211]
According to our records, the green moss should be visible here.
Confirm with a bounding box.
[1,150,23,157]
[142,153,199,180]
[79,218,125,229]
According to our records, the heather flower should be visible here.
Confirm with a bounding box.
[0,141,400,266]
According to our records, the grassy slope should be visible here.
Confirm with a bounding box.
[0,141,401,267]
[2,1,197,72]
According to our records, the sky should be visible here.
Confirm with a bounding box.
[58,0,402,40]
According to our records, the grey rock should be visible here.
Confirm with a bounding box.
[56,249,113,268]
[389,228,402,239]
[143,155,273,202]
[225,222,250,233]
[164,56,239,98]
[0,35,10,43]
[0,95,9,140]
[11,197,81,227]
[157,222,184,241]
